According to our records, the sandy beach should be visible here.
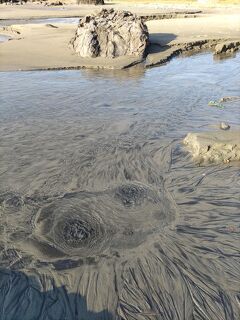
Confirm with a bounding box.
[0,2,240,320]
[0,2,240,70]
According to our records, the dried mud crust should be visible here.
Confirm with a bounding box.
[183,130,240,164]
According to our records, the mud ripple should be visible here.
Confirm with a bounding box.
[24,183,176,261]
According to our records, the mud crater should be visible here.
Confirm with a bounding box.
[115,183,148,207]
[26,183,175,262]
[62,219,94,243]
[114,182,159,207]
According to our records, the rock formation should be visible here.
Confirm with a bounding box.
[214,41,240,55]
[70,9,149,58]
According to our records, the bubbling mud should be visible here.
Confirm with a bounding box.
[32,194,111,258]
[0,54,239,319]
[23,183,176,261]
[114,182,157,207]
[62,219,94,242]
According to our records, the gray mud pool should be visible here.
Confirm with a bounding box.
[0,53,239,320]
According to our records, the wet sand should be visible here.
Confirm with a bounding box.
[0,3,240,70]
[0,3,203,20]
[0,53,240,319]
[0,2,240,319]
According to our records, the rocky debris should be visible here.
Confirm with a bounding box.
[183,130,240,164]
[70,9,149,58]
[214,41,240,55]
[220,122,230,130]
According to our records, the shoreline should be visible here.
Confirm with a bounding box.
[0,3,240,71]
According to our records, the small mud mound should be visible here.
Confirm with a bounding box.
[70,9,149,58]
[33,194,110,258]
[112,182,176,232]
[53,213,107,253]
[26,185,176,263]
[114,182,158,207]
[115,183,147,206]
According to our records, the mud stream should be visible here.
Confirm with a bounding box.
[0,54,239,319]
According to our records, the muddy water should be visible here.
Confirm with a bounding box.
[0,54,239,320]
[0,17,80,26]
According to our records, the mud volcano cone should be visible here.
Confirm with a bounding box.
[70,9,149,58]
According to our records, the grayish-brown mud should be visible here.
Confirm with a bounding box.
[0,53,239,319]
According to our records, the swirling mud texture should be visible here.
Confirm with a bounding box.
[0,54,240,320]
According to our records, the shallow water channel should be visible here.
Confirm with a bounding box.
[0,16,80,26]
[0,53,239,320]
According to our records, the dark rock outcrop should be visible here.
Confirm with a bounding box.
[70,9,149,58]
